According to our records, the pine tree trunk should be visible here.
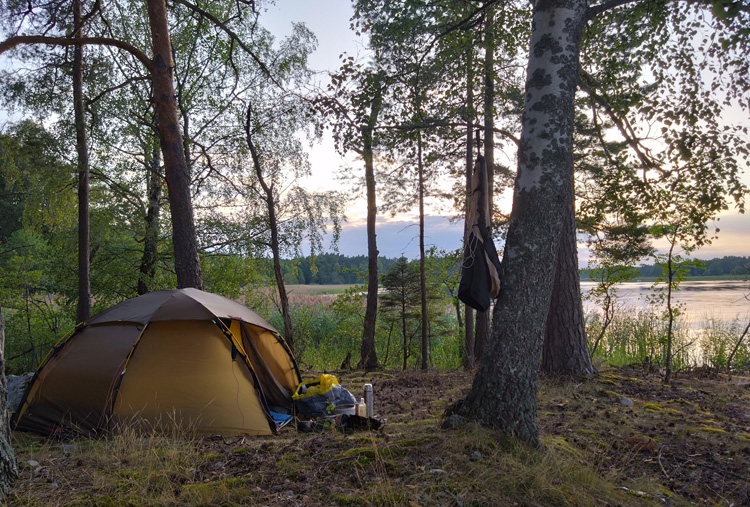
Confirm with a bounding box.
[138,146,162,295]
[462,46,475,370]
[542,185,595,376]
[418,133,429,370]
[474,4,496,364]
[0,311,18,497]
[455,0,588,446]
[146,0,203,290]
[359,89,383,371]
[74,0,91,323]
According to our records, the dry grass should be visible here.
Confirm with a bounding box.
[8,366,750,506]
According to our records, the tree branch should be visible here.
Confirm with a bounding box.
[587,0,641,20]
[578,69,659,170]
[0,35,153,73]
[169,0,280,87]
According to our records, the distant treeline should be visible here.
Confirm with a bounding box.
[280,254,399,285]
[582,255,750,280]
[283,254,750,285]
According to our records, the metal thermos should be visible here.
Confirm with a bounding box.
[364,383,373,418]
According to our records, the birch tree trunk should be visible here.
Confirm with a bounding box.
[454,0,588,446]
[245,126,294,351]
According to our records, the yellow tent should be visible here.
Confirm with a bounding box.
[13,289,300,436]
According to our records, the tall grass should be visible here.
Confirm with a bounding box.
[586,307,750,373]
[268,292,750,375]
[265,297,464,371]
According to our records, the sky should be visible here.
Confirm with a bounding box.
[261,0,469,259]
[260,0,750,264]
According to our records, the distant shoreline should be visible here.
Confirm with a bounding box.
[580,275,750,283]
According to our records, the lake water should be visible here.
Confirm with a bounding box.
[580,280,750,328]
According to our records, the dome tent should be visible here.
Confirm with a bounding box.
[12,288,301,436]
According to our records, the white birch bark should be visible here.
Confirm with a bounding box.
[455,0,589,446]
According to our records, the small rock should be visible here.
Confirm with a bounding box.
[617,397,634,407]
[23,460,40,469]
[469,451,484,460]
[442,414,466,429]
[428,469,445,475]
[48,483,59,489]
[58,444,75,454]
[270,484,285,493]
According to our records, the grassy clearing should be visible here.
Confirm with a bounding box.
[10,367,750,506]
[286,284,358,296]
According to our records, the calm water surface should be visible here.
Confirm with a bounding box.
[581,280,750,327]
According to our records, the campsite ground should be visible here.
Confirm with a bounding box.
[8,365,750,506]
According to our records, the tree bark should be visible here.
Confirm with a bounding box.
[455,0,588,446]
[246,122,294,351]
[542,184,596,376]
[462,46,475,370]
[137,145,162,295]
[474,4,496,364]
[146,0,203,290]
[74,0,91,323]
[418,132,429,370]
[359,86,383,371]
[0,311,18,497]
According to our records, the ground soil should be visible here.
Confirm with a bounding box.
[8,365,750,506]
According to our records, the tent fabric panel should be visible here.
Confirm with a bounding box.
[149,289,277,332]
[241,325,300,408]
[87,289,277,334]
[15,324,140,435]
[113,321,272,435]
[86,291,174,325]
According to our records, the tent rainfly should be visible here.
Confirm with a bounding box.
[12,288,301,436]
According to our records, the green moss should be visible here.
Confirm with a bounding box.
[669,398,697,408]
[202,451,222,460]
[542,436,584,460]
[737,433,750,441]
[575,428,597,436]
[642,403,663,412]
[181,476,254,498]
[368,372,395,378]
[393,435,440,447]
[598,379,617,385]
[277,453,313,481]
[405,418,439,427]
[697,426,727,434]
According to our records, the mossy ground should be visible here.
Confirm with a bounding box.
[8,366,750,505]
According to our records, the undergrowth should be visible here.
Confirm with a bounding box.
[13,367,749,506]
